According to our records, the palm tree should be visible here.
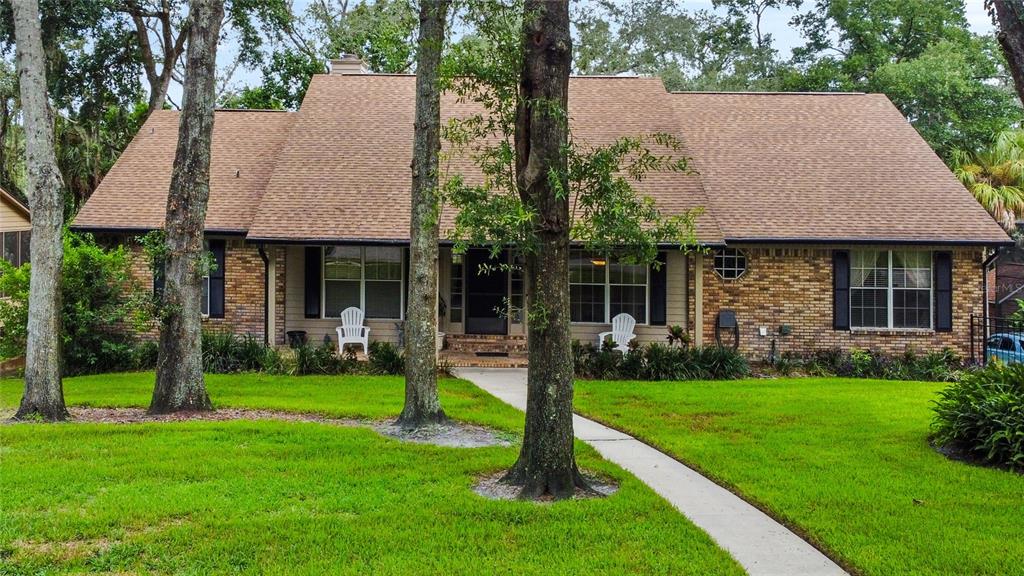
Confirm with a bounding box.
[952,130,1024,233]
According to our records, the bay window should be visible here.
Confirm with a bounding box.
[570,249,648,324]
[851,250,932,330]
[323,246,403,319]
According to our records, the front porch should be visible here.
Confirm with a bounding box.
[271,243,692,358]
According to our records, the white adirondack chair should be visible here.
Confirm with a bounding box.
[336,307,370,355]
[598,313,637,354]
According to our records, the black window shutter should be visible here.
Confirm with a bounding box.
[208,240,226,318]
[934,251,953,332]
[649,252,668,325]
[153,264,165,298]
[404,246,410,316]
[304,246,322,318]
[833,250,850,330]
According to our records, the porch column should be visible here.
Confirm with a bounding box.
[694,252,704,347]
[267,250,277,345]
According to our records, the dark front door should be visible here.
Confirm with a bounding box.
[465,249,508,335]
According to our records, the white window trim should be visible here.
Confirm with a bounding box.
[850,250,933,331]
[569,251,650,325]
[200,240,211,318]
[449,255,465,326]
[321,246,405,321]
[201,275,211,318]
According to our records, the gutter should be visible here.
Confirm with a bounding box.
[258,244,270,346]
[723,237,1015,247]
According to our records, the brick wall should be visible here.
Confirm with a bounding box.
[691,245,984,360]
[125,236,268,340]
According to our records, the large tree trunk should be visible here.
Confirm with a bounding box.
[503,0,586,500]
[993,0,1024,106]
[149,0,223,414]
[11,0,67,422]
[398,0,451,428]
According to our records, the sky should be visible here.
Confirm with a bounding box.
[207,0,998,100]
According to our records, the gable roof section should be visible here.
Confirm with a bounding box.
[245,74,724,245]
[671,92,1010,245]
[0,186,29,218]
[74,109,295,234]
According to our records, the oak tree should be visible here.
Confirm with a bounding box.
[149,0,223,414]
[11,0,68,421]
[399,0,451,428]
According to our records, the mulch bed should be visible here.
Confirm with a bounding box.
[4,407,513,449]
[473,471,619,501]
[931,440,1023,476]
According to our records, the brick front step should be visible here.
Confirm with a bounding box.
[441,351,529,368]
[445,334,528,354]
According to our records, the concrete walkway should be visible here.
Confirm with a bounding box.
[456,367,848,576]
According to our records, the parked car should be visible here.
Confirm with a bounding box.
[986,333,1024,364]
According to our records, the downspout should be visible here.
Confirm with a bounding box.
[982,248,1000,351]
[258,244,270,346]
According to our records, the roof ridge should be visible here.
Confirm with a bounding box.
[672,91,866,96]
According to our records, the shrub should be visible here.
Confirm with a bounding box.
[0,231,150,375]
[768,347,963,382]
[133,340,159,370]
[572,340,749,381]
[368,341,403,375]
[932,362,1024,470]
[293,341,350,375]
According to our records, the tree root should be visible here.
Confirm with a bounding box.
[394,408,449,430]
[500,460,597,500]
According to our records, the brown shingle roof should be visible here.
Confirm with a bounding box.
[74,75,1011,247]
[74,109,295,233]
[671,92,1010,245]
[245,74,723,244]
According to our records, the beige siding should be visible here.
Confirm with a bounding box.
[283,245,402,345]
[280,246,691,347]
[0,197,30,232]
[569,251,689,346]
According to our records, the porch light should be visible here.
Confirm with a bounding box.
[591,257,607,266]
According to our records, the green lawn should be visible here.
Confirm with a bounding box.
[0,373,743,575]
[574,378,1024,576]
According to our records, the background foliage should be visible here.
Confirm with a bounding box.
[0,231,150,374]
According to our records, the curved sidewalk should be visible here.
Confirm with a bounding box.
[456,367,848,576]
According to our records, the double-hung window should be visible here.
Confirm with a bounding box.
[323,246,403,319]
[569,249,649,324]
[851,250,932,330]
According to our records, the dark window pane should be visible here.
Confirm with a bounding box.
[851,288,888,328]
[325,280,360,317]
[19,231,29,265]
[366,280,401,318]
[610,285,646,322]
[893,289,931,329]
[3,232,16,265]
[570,284,604,323]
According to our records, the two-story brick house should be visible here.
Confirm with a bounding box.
[72,58,1012,362]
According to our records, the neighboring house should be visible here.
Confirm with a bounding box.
[72,58,1012,360]
[992,225,1024,319]
[0,187,30,268]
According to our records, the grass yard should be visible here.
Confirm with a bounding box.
[574,378,1024,576]
[0,373,743,575]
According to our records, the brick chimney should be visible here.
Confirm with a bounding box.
[330,54,368,74]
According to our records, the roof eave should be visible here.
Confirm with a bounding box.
[723,236,1014,247]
